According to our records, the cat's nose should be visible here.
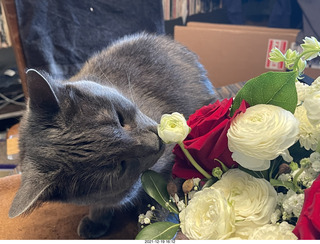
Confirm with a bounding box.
[132,125,164,154]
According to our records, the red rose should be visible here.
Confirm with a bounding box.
[172,98,248,179]
[293,174,320,239]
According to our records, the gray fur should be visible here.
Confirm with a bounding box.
[9,33,215,238]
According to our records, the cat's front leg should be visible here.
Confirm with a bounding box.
[77,205,114,239]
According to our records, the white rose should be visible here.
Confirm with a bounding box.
[179,187,235,240]
[212,169,277,239]
[303,91,320,126]
[227,104,299,171]
[294,105,320,151]
[248,222,297,240]
[157,112,190,144]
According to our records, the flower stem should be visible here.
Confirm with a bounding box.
[292,48,320,72]
[270,178,302,193]
[214,158,229,172]
[178,142,211,179]
[184,193,188,206]
[292,167,304,187]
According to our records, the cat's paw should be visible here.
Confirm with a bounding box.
[77,215,112,239]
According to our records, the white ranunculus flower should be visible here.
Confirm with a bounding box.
[294,105,320,151]
[309,76,320,94]
[227,104,299,171]
[179,187,235,240]
[248,222,297,240]
[212,169,277,239]
[295,81,310,103]
[303,91,320,125]
[157,112,190,144]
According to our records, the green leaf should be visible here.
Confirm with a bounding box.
[135,222,180,240]
[238,165,267,179]
[202,177,218,188]
[238,156,285,181]
[141,170,179,214]
[269,178,300,192]
[230,71,298,116]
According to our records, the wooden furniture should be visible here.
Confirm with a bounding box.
[1,0,28,96]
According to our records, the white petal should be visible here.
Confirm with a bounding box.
[231,151,270,171]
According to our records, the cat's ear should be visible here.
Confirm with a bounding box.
[26,69,59,112]
[9,176,50,218]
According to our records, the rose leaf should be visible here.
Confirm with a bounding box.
[135,222,180,240]
[230,71,298,116]
[141,170,179,214]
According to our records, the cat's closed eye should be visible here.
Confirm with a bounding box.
[116,110,133,131]
[116,111,125,127]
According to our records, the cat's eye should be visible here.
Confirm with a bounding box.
[116,111,125,127]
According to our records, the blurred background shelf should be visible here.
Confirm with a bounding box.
[0,47,25,131]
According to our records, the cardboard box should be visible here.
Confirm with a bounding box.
[174,23,319,88]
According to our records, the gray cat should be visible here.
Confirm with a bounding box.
[9,33,215,238]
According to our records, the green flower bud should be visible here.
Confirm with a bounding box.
[212,167,223,179]
[297,58,307,75]
[284,49,299,69]
[289,161,299,171]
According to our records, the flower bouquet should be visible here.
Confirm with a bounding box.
[135,36,320,240]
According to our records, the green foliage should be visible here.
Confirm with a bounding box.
[237,156,283,181]
[238,165,268,180]
[141,170,179,214]
[135,222,180,240]
[230,71,298,116]
[202,177,218,188]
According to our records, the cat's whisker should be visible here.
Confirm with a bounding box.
[87,175,98,197]
[97,65,114,87]
[99,172,109,198]
[69,175,79,196]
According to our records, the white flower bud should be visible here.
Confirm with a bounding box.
[143,217,150,224]
[157,112,190,144]
[269,47,286,62]
[301,36,320,60]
